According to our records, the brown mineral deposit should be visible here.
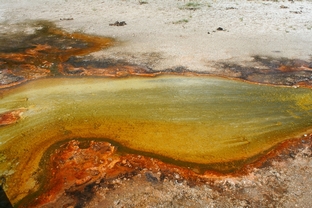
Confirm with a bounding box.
[0,109,27,126]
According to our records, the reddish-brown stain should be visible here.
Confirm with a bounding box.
[23,133,312,207]
[0,109,27,126]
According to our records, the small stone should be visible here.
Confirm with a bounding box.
[145,172,158,183]
[114,200,121,206]
[289,153,296,158]
[226,7,236,10]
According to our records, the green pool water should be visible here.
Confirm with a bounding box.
[1,75,312,201]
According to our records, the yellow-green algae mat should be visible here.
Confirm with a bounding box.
[1,75,312,202]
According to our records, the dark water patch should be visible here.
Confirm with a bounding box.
[65,56,126,69]
[62,56,157,77]
[0,20,114,88]
[216,56,312,87]
[253,55,311,70]
[163,66,190,73]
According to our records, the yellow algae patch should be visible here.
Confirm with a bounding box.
[0,76,312,203]
[295,94,312,111]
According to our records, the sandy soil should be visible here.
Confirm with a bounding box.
[1,0,311,71]
[1,0,312,207]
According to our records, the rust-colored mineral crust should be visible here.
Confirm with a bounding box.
[25,140,120,207]
[0,109,27,126]
[0,22,114,89]
[23,133,312,207]
[0,22,163,90]
[25,139,213,207]
[215,56,312,88]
